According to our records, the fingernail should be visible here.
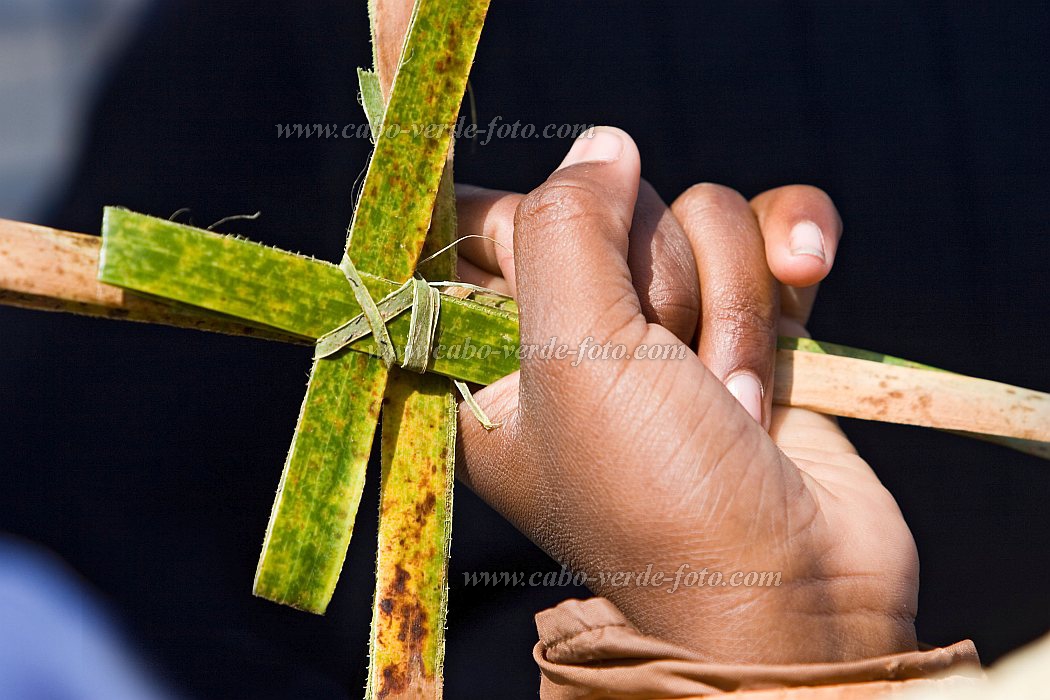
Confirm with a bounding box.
[789,220,826,262]
[557,127,624,170]
[725,372,764,424]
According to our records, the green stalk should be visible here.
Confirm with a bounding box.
[778,336,937,370]
[250,0,488,614]
[362,0,466,689]
[367,165,459,697]
[98,207,520,385]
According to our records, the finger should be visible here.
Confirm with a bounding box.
[750,185,842,326]
[513,126,645,378]
[455,257,513,296]
[457,127,644,519]
[671,183,777,428]
[454,183,521,290]
[629,181,700,343]
[456,181,699,341]
[460,126,648,529]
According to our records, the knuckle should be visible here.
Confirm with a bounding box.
[707,287,777,343]
[643,282,700,327]
[516,179,608,233]
[673,182,748,217]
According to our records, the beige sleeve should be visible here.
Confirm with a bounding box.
[534,598,983,699]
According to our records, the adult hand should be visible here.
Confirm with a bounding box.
[453,127,918,664]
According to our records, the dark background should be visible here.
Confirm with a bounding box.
[1,1,1048,697]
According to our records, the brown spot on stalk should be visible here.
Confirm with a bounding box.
[393,565,411,594]
[378,665,407,699]
[395,601,429,644]
[414,492,436,524]
[860,395,888,414]
[377,566,435,697]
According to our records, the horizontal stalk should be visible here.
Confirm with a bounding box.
[98,207,518,385]
[0,217,295,342]
[2,211,1045,452]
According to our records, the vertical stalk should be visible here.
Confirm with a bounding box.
[366,1,462,694]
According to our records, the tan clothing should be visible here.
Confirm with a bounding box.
[534,598,983,699]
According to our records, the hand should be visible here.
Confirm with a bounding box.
[453,127,918,664]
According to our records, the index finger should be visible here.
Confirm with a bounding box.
[750,185,843,326]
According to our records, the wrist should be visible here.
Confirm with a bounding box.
[594,552,918,664]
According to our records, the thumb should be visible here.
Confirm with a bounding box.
[456,127,645,524]
[513,127,646,385]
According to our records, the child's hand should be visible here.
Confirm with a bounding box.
[453,127,918,664]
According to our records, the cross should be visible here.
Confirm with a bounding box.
[0,1,1048,697]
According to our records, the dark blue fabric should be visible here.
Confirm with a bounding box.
[0,537,176,700]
